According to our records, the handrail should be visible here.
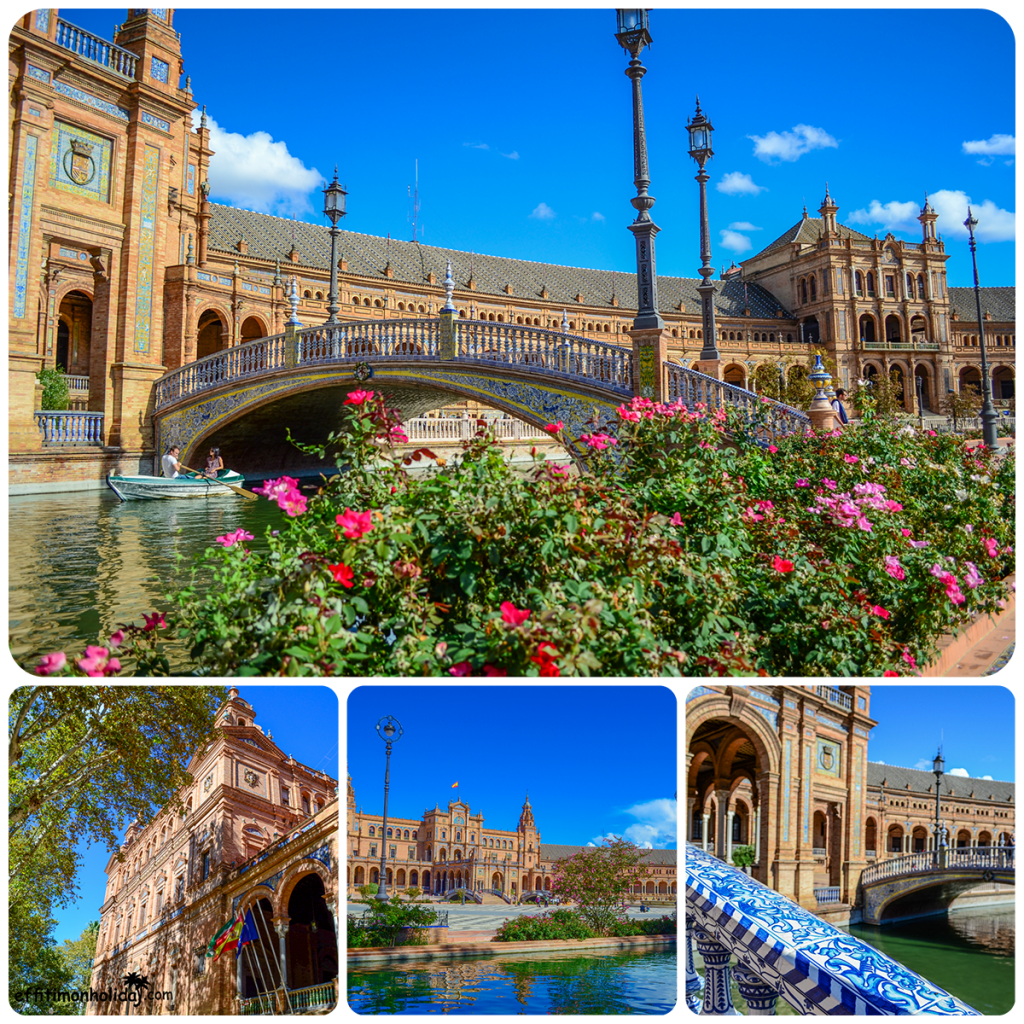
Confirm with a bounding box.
[686,843,978,1015]
[153,317,634,411]
[55,18,138,79]
[814,684,852,711]
[664,364,810,442]
[860,846,1014,886]
[35,410,104,445]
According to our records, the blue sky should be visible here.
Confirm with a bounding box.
[51,685,338,944]
[63,6,1016,287]
[866,686,1014,782]
[346,685,678,850]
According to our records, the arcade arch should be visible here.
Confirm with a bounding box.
[687,700,781,885]
[197,308,228,359]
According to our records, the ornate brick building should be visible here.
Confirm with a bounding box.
[9,9,1014,490]
[87,688,338,1015]
[865,762,1014,859]
[346,777,676,900]
[687,684,876,911]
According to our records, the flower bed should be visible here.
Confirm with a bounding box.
[29,392,1014,677]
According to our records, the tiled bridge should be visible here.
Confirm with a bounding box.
[152,315,810,471]
[859,846,1014,926]
[685,843,979,1015]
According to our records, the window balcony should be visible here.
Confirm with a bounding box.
[685,843,977,1014]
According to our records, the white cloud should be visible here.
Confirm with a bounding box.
[982,775,994,780]
[529,202,556,221]
[720,229,753,253]
[592,211,606,222]
[192,109,320,217]
[748,124,838,163]
[728,221,761,232]
[845,191,1014,242]
[500,150,520,160]
[913,758,931,770]
[717,171,767,195]
[464,141,489,150]
[621,797,676,849]
[846,199,920,230]
[927,189,1015,242]
[950,767,970,777]
[963,134,1015,156]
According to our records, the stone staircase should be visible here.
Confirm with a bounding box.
[477,892,510,905]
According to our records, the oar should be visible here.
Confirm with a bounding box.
[181,465,258,499]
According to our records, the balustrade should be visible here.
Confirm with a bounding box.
[67,375,90,392]
[288,982,337,1013]
[55,18,138,78]
[814,684,852,711]
[664,365,810,442]
[35,411,104,445]
[686,842,978,1014]
[813,886,841,904]
[859,846,1014,886]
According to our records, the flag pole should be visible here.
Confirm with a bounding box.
[253,903,291,1013]
[243,937,275,1015]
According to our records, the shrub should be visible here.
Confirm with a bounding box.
[493,909,595,943]
[731,845,756,869]
[37,367,70,411]
[34,389,1010,678]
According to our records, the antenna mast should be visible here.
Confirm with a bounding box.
[408,159,421,242]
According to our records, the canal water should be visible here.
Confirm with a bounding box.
[347,948,677,1014]
[7,457,556,674]
[698,905,1014,1015]
[8,488,288,674]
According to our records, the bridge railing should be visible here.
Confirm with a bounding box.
[686,843,978,1015]
[153,318,634,411]
[401,417,549,443]
[664,364,811,441]
[861,846,1014,885]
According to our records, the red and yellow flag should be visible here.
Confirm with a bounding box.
[451,781,459,788]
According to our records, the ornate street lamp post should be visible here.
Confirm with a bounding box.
[687,99,720,362]
[614,9,664,332]
[963,208,999,448]
[932,747,945,866]
[322,169,348,325]
[375,715,403,900]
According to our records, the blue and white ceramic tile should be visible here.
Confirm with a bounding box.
[685,843,979,1015]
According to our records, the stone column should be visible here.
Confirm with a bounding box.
[754,806,761,866]
[715,789,731,861]
[733,965,779,1015]
[273,916,289,992]
[685,927,705,1012]
[702,812,710,853]
[726,809,735,865]
[693,928,738,1015]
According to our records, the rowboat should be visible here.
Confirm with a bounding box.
[106,470,248,501]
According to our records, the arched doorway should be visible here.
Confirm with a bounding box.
[723,364,746,388]
[914,363,932,411]
[956,830,971,849]
[912,826,928,853]
[56,290,93,379]
[959,367,981,393]
[860,314,877,346]
[802,316,820,346]
[865,817,878,858]
[491,871,503,892]
[197,309,227,359]
[885,314,903,345]
[993,366,1015,401]
[286,873,338,991]
[887,824,904,854]
[240,315,267,344]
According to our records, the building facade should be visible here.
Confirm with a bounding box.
[87,688,338,1015]
[865,762,1014,859]
[345,777,677,900]
[9,10,1014,489]
[686,684,876,911]
[686,684,1015,915]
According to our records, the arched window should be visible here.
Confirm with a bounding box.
[404,830,410,839]
[364,297,371,306]
[418,304,426,313]
[516,316,523,324]
[855,271,864,295]
[697,330,702,339]
[671,328,678,337]
[398,302,406,311]
[918,273,926,298]
[866,272,875,296]
[800,279,808,304]
[769,333,775,343]
[497,314,504,322]
[315,291,323,300]
[303,290,312,299]
[809,275,816,301]
[387,828,393,837]
[906,272,915,298]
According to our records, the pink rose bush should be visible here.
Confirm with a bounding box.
[85,385,1008,679]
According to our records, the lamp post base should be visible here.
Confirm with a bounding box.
[693,358,721,380]
[627,326,669,401]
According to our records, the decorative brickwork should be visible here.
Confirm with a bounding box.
[87,689,338,1015]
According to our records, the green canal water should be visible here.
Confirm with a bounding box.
[8,488,288,673]
[699,905,1014,1015]
[7,460,548,674]
[347,948,677,1015]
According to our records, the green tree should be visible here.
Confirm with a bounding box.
[59,920,99,995]
[36,367,70,411]
[9,903,76,1014]
[358,897,438,947]
[9,686,225,918]
[942,385,982,423]
[550,838,651,934]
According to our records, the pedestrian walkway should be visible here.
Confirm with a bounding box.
[942,601,1015,677]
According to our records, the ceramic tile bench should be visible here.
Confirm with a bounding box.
[685,843,978,1015]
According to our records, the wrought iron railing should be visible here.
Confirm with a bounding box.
[686,843,978,1015]
[55,18,138,78]
[814,684,852,711]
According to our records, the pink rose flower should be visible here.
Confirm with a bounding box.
[35,651,67,676]
[449,661,472,677]
[216,528,255,547]
[109,629,125,648]
[344,390,375,405]
[795,479,810,487]
[983,537,999,558]
[337,508,374,540]
[143,612,167,632]
[843,454,859,464]
[500,601,531,626]
[772,556,796,573]
[883,670,899,676]
[545,421,564,433]
[767,445,778,454]
[884,556,905,581]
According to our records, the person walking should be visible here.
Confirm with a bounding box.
[831,388,850,427]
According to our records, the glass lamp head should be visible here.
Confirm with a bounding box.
[687,102,714,163]
[376,715,403,743]
[963,207,978,234]
[615,8,651,56]
[932,749,944,776]
[323,170,348,225]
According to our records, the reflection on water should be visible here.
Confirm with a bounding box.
[846,905,1014,1014]
[8,489,286,672]
[347,948,677,1015]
